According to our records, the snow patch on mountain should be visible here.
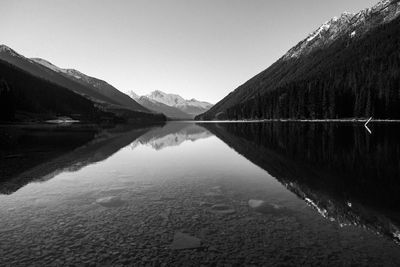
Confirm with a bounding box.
[129,91,140,100]
[31,58,67,74]
[307,22,331,42]
[146,90,186,106]
[144,90,213,110]
[283,0,400,60]
[31,58,104,87]
[64,69,86,79]
[130,90,213,116]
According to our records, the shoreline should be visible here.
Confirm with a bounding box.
[194,118,400,123]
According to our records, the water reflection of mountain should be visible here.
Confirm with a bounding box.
[202,122,400,244]
[130,122,212,150]
[0,124,159,194]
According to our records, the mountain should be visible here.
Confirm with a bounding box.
[146,90,213,116]
[134,96,193,120]
[175,98,214,117]
[131,90,213,118]
[197,0,400,120]
[146,90,186,106]
[29,57,149,113]
[0,58,109,122]
[130,91,140,101]
[0,45,153,112]
[0,46,165,123]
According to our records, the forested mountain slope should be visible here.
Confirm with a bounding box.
[0,59,165,123]
[197,0,400,120]
[31,58,148,113]
[0,45,149,113]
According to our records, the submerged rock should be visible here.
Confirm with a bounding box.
[95,196,125,208]
[160,208,171,220]
[248,199,265,209]
[248,199,283,214]
[99,188,126,195]
[170,232,201,250]
[204,192,224,199]
[209,204,236,215]
[199,201,213,207]
[151,196,176,202]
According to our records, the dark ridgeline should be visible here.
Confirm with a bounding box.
[202,122,400,243]
[0,45,166,124]
[0,124,161,194]
[0,60,106,122]
[198,0,400,120]
[0,59,166,123]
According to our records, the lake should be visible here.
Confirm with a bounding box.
[1,122,400,266]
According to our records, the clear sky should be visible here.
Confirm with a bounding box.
[1,0,377,103]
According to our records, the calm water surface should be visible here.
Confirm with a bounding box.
[1,122,400,266]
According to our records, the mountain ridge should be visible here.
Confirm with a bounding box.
[135,95,193,120]
[197,0,400,120]
[284,0,400,60]
[0,45,166,123]
[29,57,149,113]
[131,90,213,119]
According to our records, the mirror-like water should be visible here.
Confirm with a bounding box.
[1,122,400,266]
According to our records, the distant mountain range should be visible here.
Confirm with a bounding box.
[197,0,400,120]
[0,45,165,123]
[130,90,213,120]
[0,44,211,123]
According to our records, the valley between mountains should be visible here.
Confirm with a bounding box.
[1,0,400,124]
[0,47,213,123]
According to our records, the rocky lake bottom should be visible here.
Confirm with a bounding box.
[2,176,400,266]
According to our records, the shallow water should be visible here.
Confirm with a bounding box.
[1,122,400,266]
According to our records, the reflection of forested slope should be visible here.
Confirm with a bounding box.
[0,125,97,180]
[0,124,158,194]
[202,122,400,244]
[131,122,212,150]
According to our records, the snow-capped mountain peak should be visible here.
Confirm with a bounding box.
[129,91,140,100]
[146,90,186,106]
[145,90,213,110]
[306,12,354,43]
[284,0,400,60]
[130,90,213,116]
[147,90,186,106]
